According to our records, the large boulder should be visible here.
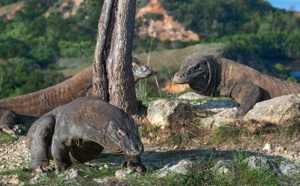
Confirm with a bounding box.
[147,99,192,128]
[244,94,300,124]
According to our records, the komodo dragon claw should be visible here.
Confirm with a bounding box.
[1,125,20,135]
[122,157,147,173]
[35,165,55,173]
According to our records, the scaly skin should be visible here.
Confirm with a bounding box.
[26,97,146,173]
[0,57,152,133]
[173,55,300,115]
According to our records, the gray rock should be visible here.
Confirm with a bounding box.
[29,173,47,184]
[279,161,300,178]
[244,94,300,124]
[147,99,192,128]
[211,159,235,175]
[94,177,109,184]
[154,159,193,178]
[194,100,238,112]
[115,168,140,180]
[200,108,239,128]
[244,156,271,170]
[178,92,207,100]
[64,169,82,183]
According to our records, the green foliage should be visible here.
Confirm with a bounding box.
[0,36,30,59]
[15,0,59,20]
[0,0,21,6]
[133,35,199,54]
[58,41,94,58]
[0,58,65,98]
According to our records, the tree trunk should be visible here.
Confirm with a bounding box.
[92,0,138,115]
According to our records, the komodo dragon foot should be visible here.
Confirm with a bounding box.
[122,155,146,173]
[0,125,20,135]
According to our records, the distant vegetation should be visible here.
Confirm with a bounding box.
[162,0,300,72]
[0,0,300,97]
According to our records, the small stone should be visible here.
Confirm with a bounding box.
[115,168,136,180]
[279,161,300,178]
[94,177,109,184]
[65,169,82,183]
[30,173,47,184]
[245,156,271,170]
[263,143,272,151]
[211,160,235,175]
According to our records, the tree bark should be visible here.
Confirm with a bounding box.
[92,0,138,115]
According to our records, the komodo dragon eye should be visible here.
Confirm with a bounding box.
[191,65,201,73]
[117,129,125,137]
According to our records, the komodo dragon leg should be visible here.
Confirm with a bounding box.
[30,115,55,172]
[0,109,37,134]
[51,130,73,173]
[0,109,21,134]
[229,82,262,116]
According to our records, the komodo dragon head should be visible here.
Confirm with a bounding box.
[173,55,210,84]
[172,55,221,96]
[104,115,144,156]
[132,57,153,82]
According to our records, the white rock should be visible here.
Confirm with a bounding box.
[147,99,191,128]
[244,94,300,124]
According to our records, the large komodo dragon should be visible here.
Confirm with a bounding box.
[173,55,300,115]
[0,57,152,134]
[26,97,146,173]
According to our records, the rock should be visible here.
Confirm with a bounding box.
[178,92,207,100]
[115,168,140,180]
[147,99,192,128]
[94,177,109,184]
[210,160,235,175]
[200,108,239,128]
[279,161,300,178]
[30,173,47,184]
[244,94,300,124]
[65,169,82,183]
[244,156,272,170]
[194,100,238,112]
[263,143,272,152]
[154,159,193,178]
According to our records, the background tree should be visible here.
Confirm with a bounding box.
[92,0,138,115]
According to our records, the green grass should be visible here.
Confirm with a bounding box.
[284,120,300,139]
[129,154,300,186]
[208,124,251,145]
[0,168,31,182]
[0,132,19,147]
[81,166,119,178]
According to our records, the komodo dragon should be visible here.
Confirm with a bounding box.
[0,57,152,134]
[173,55,300,115]
[26,97,146,173]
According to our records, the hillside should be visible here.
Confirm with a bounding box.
[0,0,199,42]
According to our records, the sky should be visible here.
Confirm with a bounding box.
[266,0,300,12]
